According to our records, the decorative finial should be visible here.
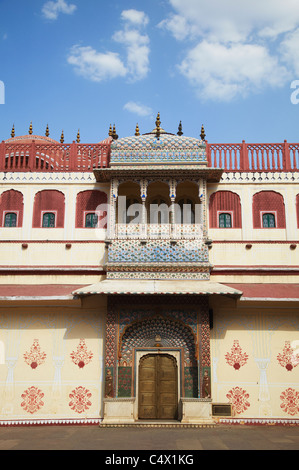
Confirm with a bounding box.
[155,112,161,129]
[155,112,161,139]
[177,121,183,136]
[60,130,64,144]
[112,124,118,140]
[135,123,140,136]
[200,124,206,141]
[45,124,49,137]
[29,122,33,135]
[11,124,15,138]
[76,129,80,143]
[109,124,113,137]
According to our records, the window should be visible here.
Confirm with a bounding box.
[85,212,99,228]
[76,190,107,228]
[4,212,17,227]
[0,190,23,228]
[177,199,195,224]
[262,213,276,228]
[253,191,285,229]
[42,212,55,228]
[149,198,169,224]
[33,190,65,228]
[219,212,232,228]
[209,191,242,229]
[124,198,140,224]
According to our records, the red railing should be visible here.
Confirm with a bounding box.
[0,139,111,172]
[206,140,299,172]
[1,138,299,172]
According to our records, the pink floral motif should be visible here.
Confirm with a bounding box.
[277,341,299,371]
[69,386,92,414]
[24,339,46,369]
[21,386,44,414]
[70,339,93,369]
[226,387,250,414]
[225,340,249,370]
[280,388,299,416]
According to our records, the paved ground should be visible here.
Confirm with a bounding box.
[0,424,298,451]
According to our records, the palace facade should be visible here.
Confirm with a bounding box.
[0,116,298,425]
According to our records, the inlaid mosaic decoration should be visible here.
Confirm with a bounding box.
[104,295,211,400]
[110,134,206,165]
[108,239,209,264]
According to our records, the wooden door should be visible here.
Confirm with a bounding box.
[138,354,178,420]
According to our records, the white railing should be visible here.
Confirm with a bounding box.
[108,224,204,240]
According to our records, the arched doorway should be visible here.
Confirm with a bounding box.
[138,354,178,420]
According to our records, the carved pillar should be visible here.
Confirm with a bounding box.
[198,178,207,239]
[169,178,177,238]
[108,178,119,239]
[140,179,148,238]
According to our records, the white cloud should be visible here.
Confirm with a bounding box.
[67,46,127,82]
[159,0,299,101]
[113,28,150,81]
[280,28,299,75]
[179,41,289,101]
[123,101,153,117]
[68,9,150,83]
[42,0,77,20]
[121,9,149,27]
[161,0,299,43]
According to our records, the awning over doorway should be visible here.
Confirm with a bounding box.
[72,280,243,297]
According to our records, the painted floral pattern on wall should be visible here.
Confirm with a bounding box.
[280,388,299,416]
[69,386,92,413]
[21,386,44,414]
[226,387,250,414]
[24,339,46,369]
[225,340,249,370]
[277,341,299,371]
[70,339,93,369]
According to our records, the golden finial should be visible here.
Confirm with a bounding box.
[76,129,80,143]
[11,124,15,138]
[135,123,140,136]
[60,130,64,144]
[112,124,118,140]
[29,122,33,135]
[155,112,161,129]
[109,124,113,137]
[45,124,49,137]
[155,112,161,139]
[177,121,183,136]
[200,124,206,141]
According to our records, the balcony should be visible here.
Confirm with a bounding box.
[107,223,204,240]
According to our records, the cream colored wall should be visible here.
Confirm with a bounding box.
[208,179,299,275]
[210,297,299,419]
[208,180,299,241]
[0,174,109,242]
[0,174,109,285]
[0,242,106,269]
[0,296,106,422]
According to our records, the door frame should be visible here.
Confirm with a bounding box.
[134,348,182,420]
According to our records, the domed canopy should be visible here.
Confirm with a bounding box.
[5,123,60,145]
[5,134,60,145]
[110,116,207,166]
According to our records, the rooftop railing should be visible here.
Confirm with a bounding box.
[206,140,299,172]
[0,140,111,172]
[1,139,299,172]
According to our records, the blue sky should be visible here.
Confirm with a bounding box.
[0,0,299,144]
